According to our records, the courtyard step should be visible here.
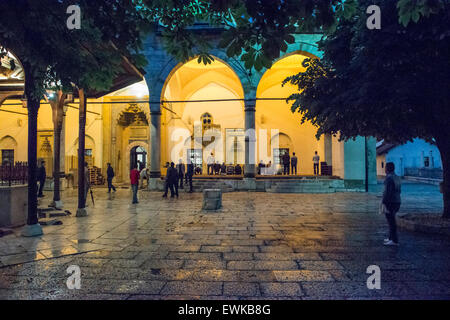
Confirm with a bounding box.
[267,180,335,193]
[190,180,234,192]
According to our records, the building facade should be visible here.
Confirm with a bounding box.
[0,30,377,189]
[377,139,443,179]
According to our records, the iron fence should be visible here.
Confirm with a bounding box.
[0,162,28,186]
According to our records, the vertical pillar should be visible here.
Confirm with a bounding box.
[244,101,256,179]
[60,108,67,178]
[324,134,332,165]
[149,108,161,178]
[76,89,88,217]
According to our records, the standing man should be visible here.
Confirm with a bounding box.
[207,153,215,175]
[382,162,401,246]
[176,159,185,189]
[130,165,140,204]
[106,163,116,193]
[282,152,290,175]
[163,162,178,198]
[37,160,46,197]
[291,152,298,175]
[313,151,320,175]
[186,157,194,193]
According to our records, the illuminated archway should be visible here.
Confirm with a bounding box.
[161,57,245,169]
[256,51,324,175]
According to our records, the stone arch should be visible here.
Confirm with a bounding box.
[125,140,149,173]
[0,135,18,148]
[271,132,293,150]
[160,54,245,107]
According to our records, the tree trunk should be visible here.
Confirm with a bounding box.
[53,125,62,203]
[23,65,40,226]
[78,89,87,209]
[50,91,67,206]
[435,135,450,219]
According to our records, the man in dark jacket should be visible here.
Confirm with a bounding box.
[186,157,194,193]
[291,152,298,175]
[163,162,178,198]
[282,152,290,175]
[176,159,185,189]
[106,163,116,193]
[382,162,402,246]
[37,160,46,197]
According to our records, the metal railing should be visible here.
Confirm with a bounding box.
[0,162,28,186]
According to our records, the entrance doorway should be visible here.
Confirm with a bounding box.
[130,146,147,171]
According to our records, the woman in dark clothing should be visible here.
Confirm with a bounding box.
[382,162,401,246]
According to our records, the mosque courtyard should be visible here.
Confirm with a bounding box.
[0,181,448,300]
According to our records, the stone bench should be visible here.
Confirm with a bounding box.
[202,188,222,211]
[0,184,27,228]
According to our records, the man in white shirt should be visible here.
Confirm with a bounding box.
[207,153,215,175]
[313,151,320,175]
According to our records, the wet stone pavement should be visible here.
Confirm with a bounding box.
[0,181,449,300]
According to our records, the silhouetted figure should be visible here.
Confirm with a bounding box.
[382,162,402,246]
[220,162,227,175]
[214,161,220,175]
[234,164,242,175]
[106,163,116,193]
[291,152,298,175]
[176,159,185,189]
[282,152,290,175]
[258,160,265,175]
[37,160,46,197]
[163,162,178,198]
[313,151,320,175]
[186,158,194,192]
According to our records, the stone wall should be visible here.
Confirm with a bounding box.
[0,184,27,228]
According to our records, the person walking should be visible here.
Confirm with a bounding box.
[37,160,46,197]
[382,162,402,246]
[207,153,215,175]
[291,152,298,175]
[106,163,116,193]
[282,152,290,175]
[186,157,194,193]
[313,151,320,175]
[130,165,140,204]
[176,159,185,189]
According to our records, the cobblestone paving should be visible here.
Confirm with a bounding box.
[0,182,449,300]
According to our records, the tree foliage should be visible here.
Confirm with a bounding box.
[284,0,450,217]
[139,0,358,71]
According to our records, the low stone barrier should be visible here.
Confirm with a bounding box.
[0,184,27,228]
[202,188,222,211]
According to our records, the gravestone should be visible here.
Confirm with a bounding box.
[202,188,222,211]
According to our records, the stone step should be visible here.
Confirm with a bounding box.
[267,188,335,193]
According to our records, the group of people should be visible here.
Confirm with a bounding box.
[162,159,195,198]
[206,153,242,175]
[259,151,321,176]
